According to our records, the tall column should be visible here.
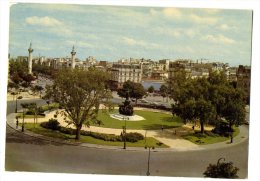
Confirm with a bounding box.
[28,42,33,74]
[71,45,76,69]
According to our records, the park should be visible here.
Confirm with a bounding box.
[6,57,249,179]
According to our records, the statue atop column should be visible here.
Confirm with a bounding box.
[28,42,33,74]
[71,45,76,69]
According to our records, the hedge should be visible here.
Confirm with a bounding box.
[40,122,144,142]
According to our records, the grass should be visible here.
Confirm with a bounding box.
[182,126,240,145]
[17,102,59,119]
[41,103,59,111]
[23,123,169,148]
[94,109,183,130]
[17,113,45,119]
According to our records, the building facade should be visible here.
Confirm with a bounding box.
[110,63,142,89]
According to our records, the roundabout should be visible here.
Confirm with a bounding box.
[5,97,249,178]
[7,105,244,150]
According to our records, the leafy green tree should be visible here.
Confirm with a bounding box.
[117,80,146,104]
[44,68,112,140]
[204,158,239,178]
[172,99,196,124]
[169,70,246,135]
[221,88,246,142]
[147,85,154,93]
[194,98,216,133]
[168,69,190,104]
[31,85,44,97]
[159,84,168,101]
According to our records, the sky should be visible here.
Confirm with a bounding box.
[9,3,253,66]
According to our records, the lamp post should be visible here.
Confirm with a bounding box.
[122,116,127,149]
[15,95,23,113]
[22,108,25,132]
[217,157,225,166]
[145,146,155,176]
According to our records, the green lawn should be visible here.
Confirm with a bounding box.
[17,113,45,119]
[93,109,183,130]
[182,126,240,145]
[23,123,169,148]
[41,103,59,111]
[17,102,59,119]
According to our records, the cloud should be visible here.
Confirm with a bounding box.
[122,37,146,46]
[25,16,63,27]
[163,8,182,19]
[190,14,218,25]
[203,9,221,14]
[203,34,235,44]
[218,24,237,32]
[154,27,181,38]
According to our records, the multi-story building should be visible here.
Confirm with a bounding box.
[85,56,97,66]
[227,67,238,82]
[159,59,170,71]
[151,70,168,80]
[109,63,142,89]
[168,59,212,80]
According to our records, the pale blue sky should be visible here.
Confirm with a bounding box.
[9,3,252,66]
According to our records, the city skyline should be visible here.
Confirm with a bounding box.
[9,3,253,66]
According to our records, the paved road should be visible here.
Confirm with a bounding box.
[5,125,248,177]
[5,99,249,178]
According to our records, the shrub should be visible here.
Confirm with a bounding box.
[40,118,60,130]
[204,160,239,178]
[125,132,144,142]
[59,127,76,135]
[26,110,35,115]
[212,121,233,137]
[194,132,207,138]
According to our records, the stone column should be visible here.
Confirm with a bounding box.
[28,42,33,74]
[71,45,76,69]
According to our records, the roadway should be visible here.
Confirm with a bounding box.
[5,98,249,178]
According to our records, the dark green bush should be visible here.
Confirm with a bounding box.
[40,118,60,130]
[88,132,122,142]
[40,123,143,143]
[212,121,233,137]
[26,110,35,115]
[194,132,207,138]
[125,132,144,142]
[59,127,76,135]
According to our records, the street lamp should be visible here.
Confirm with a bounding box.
[145,146,155,176]
[217,157,225,166]
[122,116,127,149]
[15,95,23,113]
[22,108,25,132]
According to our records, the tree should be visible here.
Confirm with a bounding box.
[31,85,44,97]
[117,80,146,104]
[221,88,246,143]
[147,85,154,94]
[20,103,31,132]
[22,73,36,87]
[159,84,168,101]
[44,68,112,140]
[169,70,246,135]
[167,69,190,104]
[204,158,239,178]
[194,98,216,134]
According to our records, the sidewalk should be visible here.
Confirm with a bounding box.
[6,109,249,152]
